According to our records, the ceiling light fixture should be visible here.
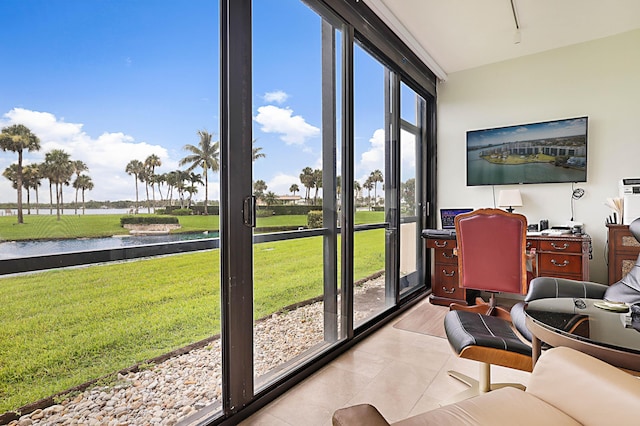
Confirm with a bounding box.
[510,0,521,44]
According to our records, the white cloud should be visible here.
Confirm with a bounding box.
[263,90,288,104]
[0,108,171,203]
[356,128,416,184]
[267,172,300,196]
[254,105,320,145]
[400,128,416,178]
[357,128,385,182]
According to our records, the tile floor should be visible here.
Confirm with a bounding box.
[241,299,531,425]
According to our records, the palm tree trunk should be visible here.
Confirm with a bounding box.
[134,176,139,214]
[82,189,86,214]
[204,168,209,215]
[75,187,79,215]
[49,181,53,214]
[56,183,61,221]
[35,187,39,215]
[16,151,24,224]
[145,181,150,213]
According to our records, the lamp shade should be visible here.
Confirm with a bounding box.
[498,189,523,212]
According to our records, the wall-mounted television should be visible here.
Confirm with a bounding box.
[466,116,588,186]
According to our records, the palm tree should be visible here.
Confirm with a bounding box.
[71,160,88,214]
[312,169,322,204]
[145,154,162,210]
[0,124,41,224]
[164,170,181,208]
[253,179,267,202]
[299,167,314,203]
[125,159,144,213]
[73,174,94,214]
[289,183,299,196]
[252,139,266,162]
[2,164,19,195]
[154,172,167,204]
[363,178,374,210]
[264,191,278,205]
[179,130,219,215]
[43,149,73,220]
[22,164,41,215]
[38,161,55,214]
[369,169,383,206]
[354,180,362,205]
[186,172,203,208]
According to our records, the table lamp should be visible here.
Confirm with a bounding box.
[498,189,523,213]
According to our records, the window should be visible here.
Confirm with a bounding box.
[0,1,436,424]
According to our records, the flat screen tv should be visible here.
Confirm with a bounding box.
[466,116,588,186]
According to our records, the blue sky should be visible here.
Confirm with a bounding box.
[0,0,412,204]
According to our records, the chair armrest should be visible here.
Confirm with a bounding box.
[510,302,533,342]
[524,277,607,302]
[332,404,390,426]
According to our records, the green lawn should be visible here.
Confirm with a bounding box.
[0,227,385,413]
[0,211,383,241]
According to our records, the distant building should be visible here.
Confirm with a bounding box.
[277,195,302,205]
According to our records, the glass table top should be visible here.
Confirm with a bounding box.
[525,298,640,355]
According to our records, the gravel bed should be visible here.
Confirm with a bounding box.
[7,277,385,426]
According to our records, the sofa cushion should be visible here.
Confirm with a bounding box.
[526,347,640,426]
[393,387,579,426]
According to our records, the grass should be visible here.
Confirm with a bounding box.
[0,226,385,413]
[0,211,383,241]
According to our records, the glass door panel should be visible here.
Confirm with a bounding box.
[252,0,343,389]
[0,1,223,423]
[399,83,426,296]
[353,43,392,326]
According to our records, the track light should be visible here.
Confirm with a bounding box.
[510,0,521,44]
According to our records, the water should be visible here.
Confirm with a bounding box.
[466,148,584,185]
[2,208,147,216]
[0,232,217,260]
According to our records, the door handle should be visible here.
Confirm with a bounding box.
[243,196,256,228]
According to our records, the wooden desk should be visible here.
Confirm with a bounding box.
[607,224,640,285]
[425,233,591,306]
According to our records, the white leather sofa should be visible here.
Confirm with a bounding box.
[332,347,640,426]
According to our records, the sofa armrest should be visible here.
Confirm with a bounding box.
[332,404,390,426]
[525,277,608,302]
[527,347,640,426]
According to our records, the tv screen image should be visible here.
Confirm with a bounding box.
[466,116,588,186]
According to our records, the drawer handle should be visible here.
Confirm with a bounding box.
[442,269,456,277]
[434,240,448,248]
[551,259,570,267]
[441,252,454,259]
[526,242,532,249]
[442,286,456,294]
[551,242,569,250]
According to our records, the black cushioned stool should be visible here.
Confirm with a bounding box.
[443,310,532,402]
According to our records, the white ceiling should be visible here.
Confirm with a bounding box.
[363,0,640,79]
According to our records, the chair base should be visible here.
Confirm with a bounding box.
[450,296,513,321]
[442,362,526,405]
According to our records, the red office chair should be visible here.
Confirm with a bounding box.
[443,208,532,401]
[450,208,529,320]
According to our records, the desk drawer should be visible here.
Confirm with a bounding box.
[426,239,455,250]
[538,240,582,253]
[434,248,457,264]
[432,268,463,300]
[538,253,582,276]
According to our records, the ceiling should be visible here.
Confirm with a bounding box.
[363,0,640,79]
